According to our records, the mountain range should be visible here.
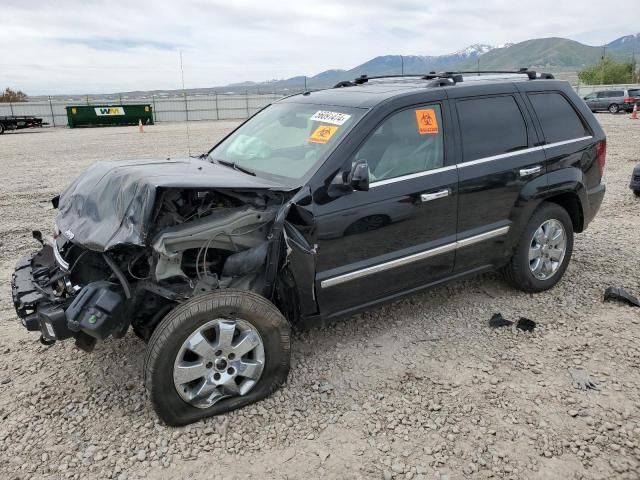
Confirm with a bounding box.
[219,33,640,94]
[45,33,640,99]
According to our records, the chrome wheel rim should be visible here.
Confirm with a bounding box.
[173,318,265,409]
[528,219,567,281]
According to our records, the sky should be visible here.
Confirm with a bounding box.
[1,0,638,95]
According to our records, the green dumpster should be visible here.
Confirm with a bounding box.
[66,104,154,128]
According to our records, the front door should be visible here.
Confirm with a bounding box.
[313,103,458,316]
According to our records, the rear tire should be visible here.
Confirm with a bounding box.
[0,123,5,135]
[608,104,620,114]
[144,290,290,426]
[503,202,574,293]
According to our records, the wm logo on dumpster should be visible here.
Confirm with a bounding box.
[95,107,125,116]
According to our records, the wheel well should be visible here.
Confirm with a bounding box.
[545,193,584,233]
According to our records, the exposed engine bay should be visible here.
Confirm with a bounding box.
[12,158,315,352]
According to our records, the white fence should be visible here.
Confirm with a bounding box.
[0,92,288,127]
[2,84,640,128]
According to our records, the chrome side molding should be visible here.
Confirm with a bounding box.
[320,225,510,288]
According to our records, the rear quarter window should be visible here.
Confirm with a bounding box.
[456,95,528,161]
[528,92,590,144]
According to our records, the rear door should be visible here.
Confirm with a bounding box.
[449,87,545,271]
[313,101,458,316]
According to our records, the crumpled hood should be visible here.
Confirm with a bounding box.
[56,157,289,252]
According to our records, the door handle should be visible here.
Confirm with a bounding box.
[519,166,542,177]
[420,189,450,202]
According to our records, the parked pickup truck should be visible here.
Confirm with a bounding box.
[0,115,47,134]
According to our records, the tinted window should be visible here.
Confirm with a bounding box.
[528,92,590,144]
[355,105,444,182]
[628,89,640,97]
[609,91,624,97]
[457,96,528,161]
[596,92,608,98]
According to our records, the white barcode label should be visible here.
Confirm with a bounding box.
[309,110,351,126]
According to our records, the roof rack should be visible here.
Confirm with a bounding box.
[332,69,554,88]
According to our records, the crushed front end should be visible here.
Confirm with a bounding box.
[10,158,315,352]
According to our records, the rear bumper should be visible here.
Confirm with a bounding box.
[583,183,606,228]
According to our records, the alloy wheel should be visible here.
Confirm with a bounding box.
[528,219,567,281]
[173,318,265,408]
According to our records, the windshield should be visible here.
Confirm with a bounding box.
[209,102,365,181]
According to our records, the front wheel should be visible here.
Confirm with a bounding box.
[0,123,5,135]
[503,202,574,293]
[144,290,291,426]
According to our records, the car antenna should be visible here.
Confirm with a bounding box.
[179,51,192,157]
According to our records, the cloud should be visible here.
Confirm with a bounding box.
[55,37,178,51]
[0,0,637,95]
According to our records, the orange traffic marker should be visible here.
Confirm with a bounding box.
[139,119,145,132]
[631,103,638,120]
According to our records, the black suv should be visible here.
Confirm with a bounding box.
[11,70,606,425]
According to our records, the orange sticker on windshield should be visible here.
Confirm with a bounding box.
[308,125,338,144]
[415,109,439,135]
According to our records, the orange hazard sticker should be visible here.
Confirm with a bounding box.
[415,109,439,135]
[308,125,338,144]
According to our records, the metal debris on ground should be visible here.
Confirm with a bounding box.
[569,367,599,391]
[603,287,640,307]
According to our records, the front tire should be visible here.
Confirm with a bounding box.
[503,202,574,293]
[144,290,290,426]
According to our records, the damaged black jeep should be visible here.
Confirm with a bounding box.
[12,71,606,425]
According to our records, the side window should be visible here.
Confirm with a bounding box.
[355,105,444,182]
[528,92,590,144]
[597,92,608,98]
[456,96,528,161]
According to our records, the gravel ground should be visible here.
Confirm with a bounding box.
[0,115,639,480]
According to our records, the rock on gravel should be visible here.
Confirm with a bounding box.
[1,115,639,480]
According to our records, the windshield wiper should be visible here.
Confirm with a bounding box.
[215,159,256,176]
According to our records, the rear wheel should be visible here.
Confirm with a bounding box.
[503,202,574,293]
[144,290,290,426]
[0,123,5,134]
[608,103,620,114]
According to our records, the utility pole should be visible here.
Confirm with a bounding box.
[601,46,606,85]
[304,76,307,91]
[477,57,480,74]
[400,55,404,75]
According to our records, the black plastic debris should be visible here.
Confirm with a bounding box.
[516,317,536,332]
[489,313,536,331]
[489,313,513,328]
[569,368,599,391]
[604,287,640,307]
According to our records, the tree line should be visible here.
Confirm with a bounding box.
[0,88,28,103]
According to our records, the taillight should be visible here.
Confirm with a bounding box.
[624,97,635,103]
[596,140,606,177]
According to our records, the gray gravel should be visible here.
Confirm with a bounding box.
[1,114,639,480]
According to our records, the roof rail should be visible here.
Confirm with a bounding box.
[333,68,554,88]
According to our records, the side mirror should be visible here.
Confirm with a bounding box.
[347,160,370,191]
